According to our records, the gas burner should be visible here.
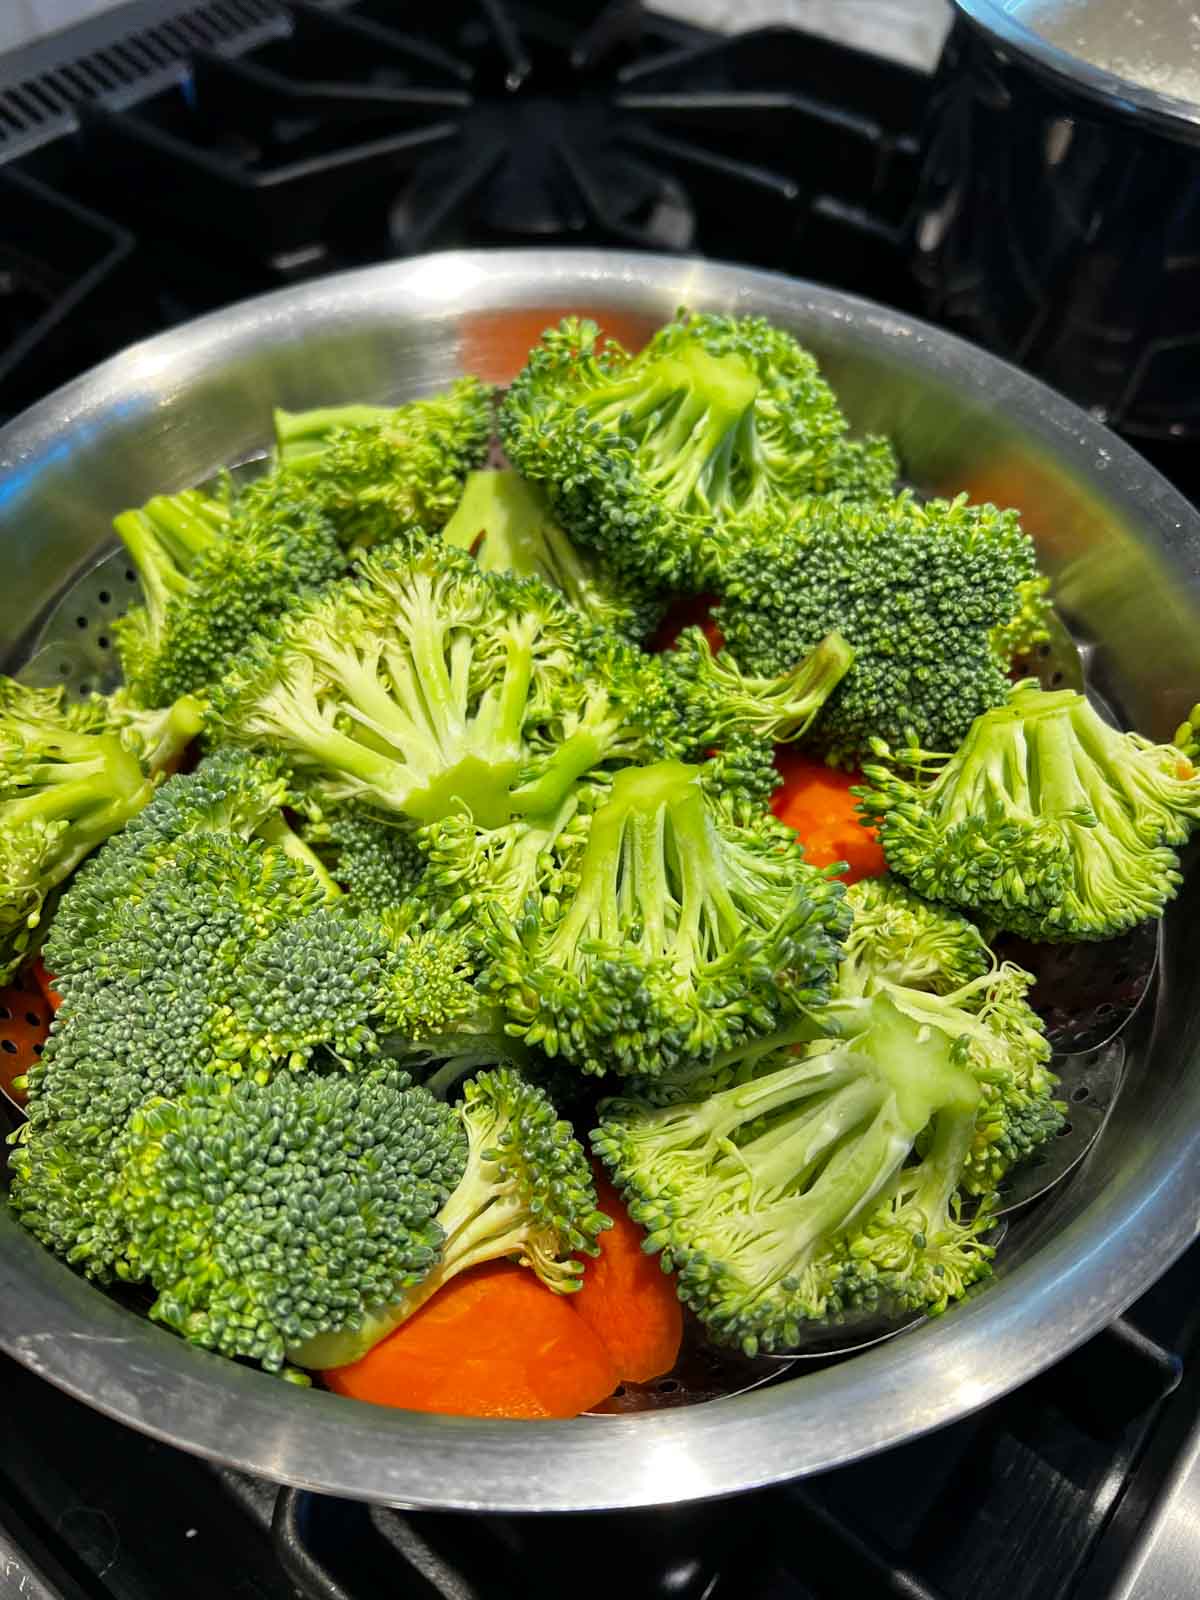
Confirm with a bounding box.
[69,1,925,275]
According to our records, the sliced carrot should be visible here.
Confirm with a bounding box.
[771,750,887,884]
[0,968,52,1106]
[573,1169,683,1384]
[31,959,63,1013]
[324,1262,620,1420]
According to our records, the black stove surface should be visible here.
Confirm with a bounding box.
[1,5,1199,1600]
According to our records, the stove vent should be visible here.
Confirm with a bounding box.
[0,0,283,150]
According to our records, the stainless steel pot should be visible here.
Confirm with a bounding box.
[2,249,1199,1511]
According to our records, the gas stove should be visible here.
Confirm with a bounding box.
[1,5,1199,1599]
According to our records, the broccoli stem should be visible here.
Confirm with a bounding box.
[274,404,395,467]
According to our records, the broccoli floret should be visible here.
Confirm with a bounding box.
[838,876,992,999]
[211,535,659,830]
[9,825,331,1278]
[821,435,900,505]
[716,492,1041,767]
[0,679,160,983]
[112,477,346,707]
[118,1066,465,1372]
[856,680,1200,941]
[485,759,850,1079]
[593,968,1055,1353]
[500,312,866,589]
[273,377,493,550]
[593,1000,989,1354]
[992,575,1053,665]
[290,1067,609,1368]
[375,913,481,1040]
[297,797,428,916]
[660,627,854,752]
[442,468,665,641]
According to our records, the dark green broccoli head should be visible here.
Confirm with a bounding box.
[717,492,1041,767]
[500,312,881,590]
[442,467,666,642]
[112,478,346,709]
[291,1066,609,1369]
[0,678,156,983]
[485,759,850,1079]
[856,680,1200,941]
[272,377,493,550]
[119,1066,466,1372]
[296,797,428,917]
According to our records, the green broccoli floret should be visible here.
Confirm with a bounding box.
[500,312,873,590]
[296,797,428,916]
[838,876,992,999]
[273,377,493,549]
[374,912,481,1040]
[442,468,665,641]
[992,574,1053,665]
[593,992,992,1354]
[484,759,850,1079]
[716,492,1041,767]
[211,535,659,830]
[856,679,1200,941]
[0,679,163,983]
[118,1066,466,1372]
[660,627,854,752]
[291,1067,609,1369]
[112,477,347,707]
[821,435,900,505]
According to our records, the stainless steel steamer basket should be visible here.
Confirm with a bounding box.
[1,250,1199,1512]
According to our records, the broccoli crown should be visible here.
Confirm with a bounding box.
[112,477,346,708]
[375,914,481,1039]
[485,760,851,1079]
[500,312,873,590]
[43,747,294,984]
[290,1066,608,1369]
[297,797,428,917]
[992,575,1053,666]
[211,534,656,830]
[273,377,493,549]
[838,875,992,999]
[593,992,991,1355]
[856,680,1200,941]
[660,627,855,754]
[821,435,900,505]
[716,492,1040,767]
[442,467,665,641]
[0,678,155,983]
[119,1066,466,1372]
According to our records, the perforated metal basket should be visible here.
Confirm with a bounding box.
[1,250,1199,1509]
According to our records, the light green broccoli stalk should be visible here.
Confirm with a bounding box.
[273,377,493,550]
[500,312,893,589]
[716,492,1042,767]
[594,990,993,1355]
[291,1067,609,1369]
[211,536,661,830]
[118,1067,466,1373]
[442,467,665,641]
[856,679,1200,941]
[484,759,851,1079]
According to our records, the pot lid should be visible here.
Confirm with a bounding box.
[955,0,1200,133]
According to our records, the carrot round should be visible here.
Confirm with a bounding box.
[573,1169,683,1384]
[0,968,52,1105]
[324,1263,620,1420]
[771,750,887,884]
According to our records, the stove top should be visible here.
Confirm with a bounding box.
[1,5,1199,1600]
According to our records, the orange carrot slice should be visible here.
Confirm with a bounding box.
[771,751,886,884]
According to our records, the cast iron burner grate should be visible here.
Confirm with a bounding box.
[0,0,927,417]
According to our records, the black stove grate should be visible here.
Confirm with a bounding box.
[0,0,925,419]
